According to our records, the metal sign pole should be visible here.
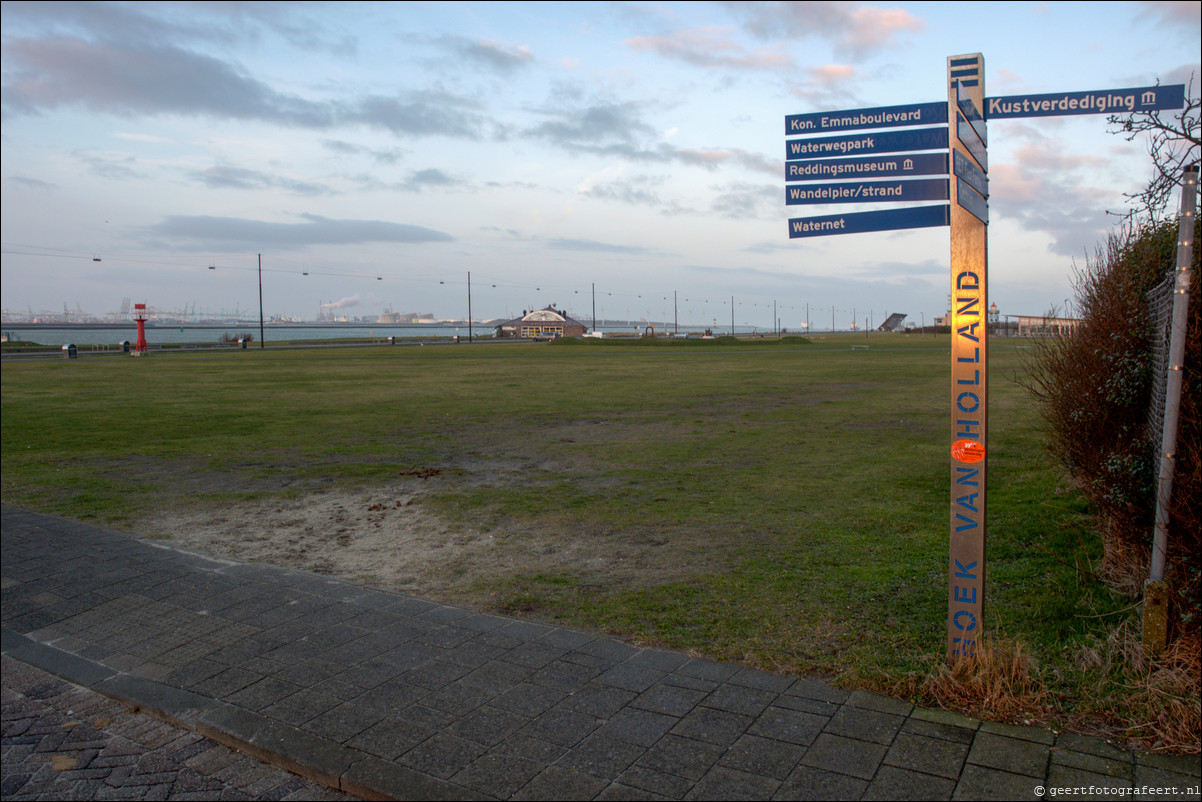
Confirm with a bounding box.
[946,54,989,662]
[1144,163,1199,656]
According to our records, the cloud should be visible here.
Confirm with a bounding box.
[191,166,335,196]
[399,168,460,192]
[6,175,57,192]
[323,140,407,164]
[1136,1,1202,36]
[625,27,793,70]
[73,150,146,180]
[725,1,925,58]
[1,37,487,138]
[439,36,535,72]
[525,101,776,175]
[0,1,357,60]
[709,183,779,219]
[146,214,455,250]
[580,174,666,206]
[675,147,779,176]
[526,102,657,146]
[548,238,653,255]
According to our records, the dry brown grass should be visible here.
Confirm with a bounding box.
[918,638,1051,725]
[1073,622,1201,754]
[891,627,1200,754]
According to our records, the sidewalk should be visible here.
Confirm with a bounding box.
[3,504,1199,801]
[2,653,357,800]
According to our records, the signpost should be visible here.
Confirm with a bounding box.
[783,60,1186,664]
[946,55,988,662]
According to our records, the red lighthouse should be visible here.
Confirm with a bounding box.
[133,303,149,354]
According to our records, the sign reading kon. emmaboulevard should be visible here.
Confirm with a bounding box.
[786,101,947,135]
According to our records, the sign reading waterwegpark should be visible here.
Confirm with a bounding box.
[786,128,948,160]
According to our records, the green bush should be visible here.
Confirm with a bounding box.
[1025,219,1200,634]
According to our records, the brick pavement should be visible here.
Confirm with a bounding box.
[2,654,358,801]
[2,504,1199,800]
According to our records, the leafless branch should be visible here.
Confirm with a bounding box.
[1107,75,1200,222]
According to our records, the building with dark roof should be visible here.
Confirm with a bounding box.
[494,306,588,339]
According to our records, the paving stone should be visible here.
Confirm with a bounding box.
[452,748,545,798]
[1045,764,1134,798]
[636,734,726,782]
[966,730,1051,778]
[702,683,778,717]
[598,706,679,747]
[445,704,531,747]
[688,765,781,800]
[719,733,806,781]
[951,763,1043,800]
[864,764,957,800]
[800,733,889,781]
[774,765,869,801]
[884,731,970,779]
[670,705,754,746]
[392,731,487,780]
[824,703,906,745]
[555,732,646,781]
[511,765,608,801]
[747,705,829,746]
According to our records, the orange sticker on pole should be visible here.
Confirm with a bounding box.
[952,439,985,463]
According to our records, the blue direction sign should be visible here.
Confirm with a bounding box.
[956,111,988,171]
[787,152,948,182]
[787,128,949,160]
[786,101,947,136]
[954,150,988,198]
[789,205,950,238]
[787,178,949,205]
[985,84,1185,119]
[956,81,987,147]
[956,178,988,225]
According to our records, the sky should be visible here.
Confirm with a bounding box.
[2,1,1199,330]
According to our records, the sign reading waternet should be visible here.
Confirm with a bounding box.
[782,60,1185,663]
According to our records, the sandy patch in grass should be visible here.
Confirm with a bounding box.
[139,477,722,607]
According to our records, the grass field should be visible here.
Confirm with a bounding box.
[0,333,1156,737]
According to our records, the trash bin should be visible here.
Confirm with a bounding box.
[62,344,78,358]
[119,340,130,353]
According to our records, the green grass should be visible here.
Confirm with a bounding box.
[1,333,1134,719]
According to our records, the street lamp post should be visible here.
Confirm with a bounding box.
[258,253,264,349]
